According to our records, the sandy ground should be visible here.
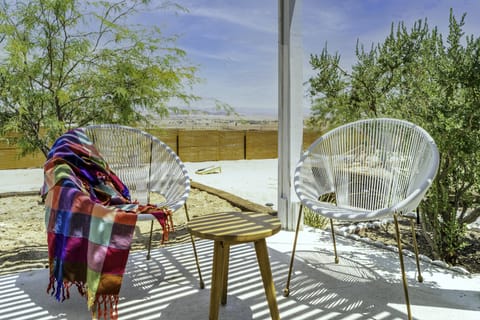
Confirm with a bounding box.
[0,189,240,276]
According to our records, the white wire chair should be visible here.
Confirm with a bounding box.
[83,124,204,289]
[284,118,439,320]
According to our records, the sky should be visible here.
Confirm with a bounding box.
[140,0,480,118]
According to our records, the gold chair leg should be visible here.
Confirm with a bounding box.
[330,218,339,264]
[146,220,154,260]
[283,204,303,297]
[408,217,423,282]
[185,203,205,289]
[394,213,413,320]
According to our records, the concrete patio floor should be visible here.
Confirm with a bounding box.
[1,159,479,319]
[1,227,479,320]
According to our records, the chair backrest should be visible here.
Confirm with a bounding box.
[295,118,439,220]
[83,124,190,212]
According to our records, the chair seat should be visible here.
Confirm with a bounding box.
[301,199,394,221]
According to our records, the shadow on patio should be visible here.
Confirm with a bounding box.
[1,228,479,320]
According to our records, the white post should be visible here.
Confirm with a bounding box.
[278,0,303,230]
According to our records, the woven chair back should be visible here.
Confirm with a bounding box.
[294,118,439,221]
[84,124,190,213]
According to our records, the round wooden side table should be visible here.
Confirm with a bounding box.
[186,211,281,320]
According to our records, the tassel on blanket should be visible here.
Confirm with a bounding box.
[91,294,119,320]
[139,205,174,244]
[47,276,86,302]
[47,276,69,301]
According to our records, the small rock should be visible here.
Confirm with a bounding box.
[338,226,349,233]
[347,225,357,233]
[349,234,360,241]
[373,221,382,228]
[431,260,449,268]
[374,240,386,248]
[388,245,399,252]
[360,237,373,244]
[449,266,470,275]
[338,230,348,237]
[418,254,432,263]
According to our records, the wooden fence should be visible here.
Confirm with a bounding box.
[0,129,321,170]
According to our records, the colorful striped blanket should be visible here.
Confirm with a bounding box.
[42,128,172,319]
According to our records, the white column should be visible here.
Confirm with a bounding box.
[278,0,303,230]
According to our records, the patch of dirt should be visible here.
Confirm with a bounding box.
[0,189,241,276]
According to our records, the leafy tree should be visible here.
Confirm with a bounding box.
[0,0,198,157]
[307,10,480,264]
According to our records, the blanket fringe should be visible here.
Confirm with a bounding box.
[139,205,174,244]
[91,294,119,320]
[162,212,175,244]
[48,276,87,302]
[48,277,119,319]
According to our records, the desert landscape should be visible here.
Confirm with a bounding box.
[156,113,279,130]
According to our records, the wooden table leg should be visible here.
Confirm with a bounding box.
[210,241,226,320]
[221,244,230,305]
[254,239,279,320]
